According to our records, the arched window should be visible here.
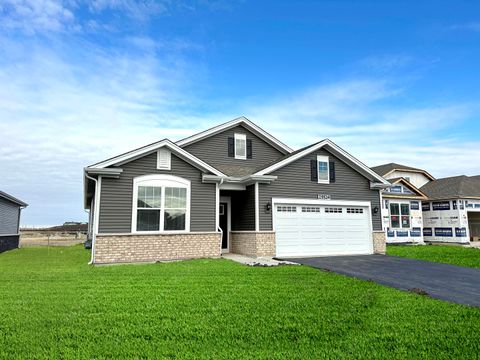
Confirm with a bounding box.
[132,175,190,233]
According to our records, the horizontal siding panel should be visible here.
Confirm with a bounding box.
[0,198,20,235]
[259,148,382,231]
[183,125,284,175]
[99,153,216,233]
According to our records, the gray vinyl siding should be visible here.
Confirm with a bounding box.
[98,152,216,233]
[259,148,382,231]
[220,185,255,231]
[182,125,285,175]
[0,197,20,235]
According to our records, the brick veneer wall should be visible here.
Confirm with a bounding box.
[0,235,19,253]
[372,231,386,254]
[230,231,276,257]
[94,232,221,264]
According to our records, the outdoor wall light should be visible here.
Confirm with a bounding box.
[265,202,272,212]
[373,206,379,214]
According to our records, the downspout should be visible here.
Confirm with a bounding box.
[85,172,98,265]
[217,178,225,254]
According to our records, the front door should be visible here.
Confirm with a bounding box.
[219,201,229,250]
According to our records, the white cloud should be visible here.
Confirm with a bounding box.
[87,0,168,20]
[1,18,479,225]
[0,0,76,33]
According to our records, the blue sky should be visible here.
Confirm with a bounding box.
[0,0,479,226]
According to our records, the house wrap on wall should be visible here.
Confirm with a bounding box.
[372,163,480,245]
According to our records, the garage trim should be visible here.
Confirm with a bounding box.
[272,197,374,256]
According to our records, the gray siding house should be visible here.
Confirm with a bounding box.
[84,117,389,264]
[0,191,27,253]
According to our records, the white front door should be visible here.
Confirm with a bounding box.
[274,201,373,257]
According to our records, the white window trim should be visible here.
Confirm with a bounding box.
[131,174,191,234]
[234,133,247,160]
[389,202,410,229]
[317,155,330,184]
[157,149,171,170]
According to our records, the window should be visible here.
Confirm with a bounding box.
[317,155,329,184]
[132,175,190,233]
[325,207,342,213]
[277,205,296,212]
[164,187,187,230]
[234,133,246,159]
[157,148,171,170]
[347,208,363,214]
[302,206,321,213]
[137,186,162,231]
[389,203,410,229]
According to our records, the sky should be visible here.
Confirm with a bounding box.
[0,0,480,226]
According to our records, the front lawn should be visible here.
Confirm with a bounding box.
[387,244,480,269]
[0,246,479,359]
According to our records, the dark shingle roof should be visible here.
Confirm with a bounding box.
[216,164,261,177]
[371,163,431,177]
[0,191,28,207]
[420,175,480,199]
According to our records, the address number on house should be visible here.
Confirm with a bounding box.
[317,194,331,200]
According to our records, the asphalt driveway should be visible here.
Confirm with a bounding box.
[286,255,480,307]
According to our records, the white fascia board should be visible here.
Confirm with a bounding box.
[254,139,390,185]
[87,140,225,177]
[176,116,293,154]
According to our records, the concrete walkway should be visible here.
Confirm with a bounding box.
[286,255,480,307]
[222,253,298,267]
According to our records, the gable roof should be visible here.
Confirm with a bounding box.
[176,116,293,155]
[384,177,428,198]
[420,175,480,200]
[253,139,390,185]
[86,139,226,177]
[0,191,28,207]
[371,162,435,180]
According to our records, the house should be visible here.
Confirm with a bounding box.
[420,176,480,244]
[371,163,433,244]
[0,191,28,253]
[83,117,390,264]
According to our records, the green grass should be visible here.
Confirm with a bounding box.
[0,246,479,359]
[387,244,480,269]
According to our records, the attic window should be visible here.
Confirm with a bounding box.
[317,155,330,184]
[234,133,246,160]
[157,149,171,170]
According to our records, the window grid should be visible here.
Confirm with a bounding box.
[301,206,321,213]
[277,205,297,212]
[325,207,342,213]
[347,208,363,214]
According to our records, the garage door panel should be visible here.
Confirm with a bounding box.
[275,202,373,257]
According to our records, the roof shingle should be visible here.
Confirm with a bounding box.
[420,175,480,199]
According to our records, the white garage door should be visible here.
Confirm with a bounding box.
[274,201,373,257]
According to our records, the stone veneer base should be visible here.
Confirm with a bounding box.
[372,231,387,254]
[230,231,276,257]
[94,232,221,264]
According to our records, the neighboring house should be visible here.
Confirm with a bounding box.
[420,176,480,244]
[0,191,28,253]
[84,117,390,264]
[371,164,431,244]
[371,163,435,189]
